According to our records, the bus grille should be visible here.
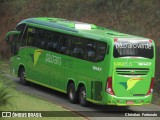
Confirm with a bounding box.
[116,68,149,75]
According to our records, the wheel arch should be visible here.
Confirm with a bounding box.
[67,79,76,91]
[66,79,87,93]
[18,64,25,77]
[78,82,89,106]
[77,82,86,93]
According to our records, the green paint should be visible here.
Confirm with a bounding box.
[27,78,66,94]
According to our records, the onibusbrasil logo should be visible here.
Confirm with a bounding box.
[119,78,143,90]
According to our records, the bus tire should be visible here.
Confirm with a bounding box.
[20,68,28,85]
[79,86,88,107]
[67,83,78,103]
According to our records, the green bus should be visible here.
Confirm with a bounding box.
[6,17,155,106]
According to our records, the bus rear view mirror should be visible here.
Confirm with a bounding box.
[5,31,20,45]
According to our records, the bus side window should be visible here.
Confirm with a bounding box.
[27,27,35,46]
[84,40,96,62]
[34,29,39,47]
[36,29,45,49]
[46,32,54,51]
[95,42,107,62]
[52,34,59,52]
[41,30,46,49]
[20,27,28,47]
[10,35,15,55]
[59,36,65,54]
[47,41,53,51]
[10,35,19,56]
[59,35,71,55]
[71,37,84,59]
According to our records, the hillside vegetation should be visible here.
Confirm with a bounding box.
[0,0,160,103]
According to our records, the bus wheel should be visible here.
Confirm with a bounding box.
[67,83,78,103]
[20,68,28,85]
[79,86,88,107]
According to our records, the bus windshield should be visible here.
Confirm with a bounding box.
[113,40,154,59]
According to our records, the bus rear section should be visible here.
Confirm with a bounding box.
[104,38,155,106]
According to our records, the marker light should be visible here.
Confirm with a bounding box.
[114,38,118,42]
[149,40,152,43]
[75,24,91,30]
[146,78,154,96]
[106,77,115,95]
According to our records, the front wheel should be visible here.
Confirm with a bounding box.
[79,86,88,107]
[20,68,28,85]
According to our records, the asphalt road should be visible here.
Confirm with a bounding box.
[4,74,160,120]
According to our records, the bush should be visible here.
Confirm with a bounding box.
[0,76,13,107]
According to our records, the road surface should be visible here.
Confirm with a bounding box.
[4,74,160,120]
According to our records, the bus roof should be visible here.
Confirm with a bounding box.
[17,17,150,42]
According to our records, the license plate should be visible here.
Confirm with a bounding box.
[126,101,134,105]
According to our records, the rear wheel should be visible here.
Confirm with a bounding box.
[20,68,28,85]
[67,83,78,103]
[79,86,88,107]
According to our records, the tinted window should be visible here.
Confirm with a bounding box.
[27,27,35,46]
[46,32,54,51]
[25,27,107,62]
[84,40,97,62]
[96,42,107,62]
[20,29,27,47]
[71,37,84,58]
[10,34,20,56]
[59,35,71,55]
[84,40,107,62]
[52,33,60,52]
[114,40,154,59]
[39,30,46,49]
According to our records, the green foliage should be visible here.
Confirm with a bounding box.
[0,76,13,107]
